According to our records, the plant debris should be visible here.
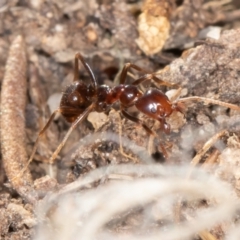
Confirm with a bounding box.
[1,35,38,204]
[136,0,175,55]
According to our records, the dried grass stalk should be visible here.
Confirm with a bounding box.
[1,35,37,203]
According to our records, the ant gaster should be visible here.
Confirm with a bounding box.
[28,53,240,165]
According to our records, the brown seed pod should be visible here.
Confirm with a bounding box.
[1,35,38,203]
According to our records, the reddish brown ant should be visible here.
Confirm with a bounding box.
[28,52,240,165]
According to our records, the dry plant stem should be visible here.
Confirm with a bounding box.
[175,130,227,223]
[203,0,232,9]
[199,231,218,240]
[184,212,218,240]
[107,174,134,181]
[202,149,220,169]
[1,35,37,203]
[190,130,227,167]
[223,9,240,23]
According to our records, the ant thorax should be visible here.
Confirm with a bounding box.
[95,85,112,112]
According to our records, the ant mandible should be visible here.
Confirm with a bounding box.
[28,52,240,165]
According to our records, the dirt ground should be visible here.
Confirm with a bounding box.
[1,0,240,239]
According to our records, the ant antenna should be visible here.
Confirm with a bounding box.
[74,53,97,90]
[178,96,240,111]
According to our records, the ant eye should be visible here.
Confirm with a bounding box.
[68,92,83,106]
[72,95,78,102]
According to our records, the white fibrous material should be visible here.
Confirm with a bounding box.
[33,132,240,240]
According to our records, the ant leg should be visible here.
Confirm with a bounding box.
[119,63,177,88]
[74,53,97,90]
[28,109,60,163]
[121,109,168,158]
[73,53,80,81]
[132,74,178,88]
[168,87,182,102]
[177,96,240,111]
[49,103,95,164]
[119,63,149,84]
[121,109,156,136]
[116,111,138,162]
[13,109,61,180]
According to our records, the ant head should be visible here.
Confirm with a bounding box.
[60,81,94,123]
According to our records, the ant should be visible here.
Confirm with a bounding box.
[28,52,240,165]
